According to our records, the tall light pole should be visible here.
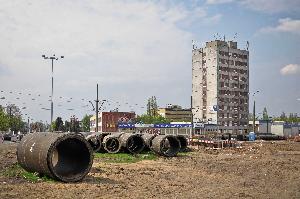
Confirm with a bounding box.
[252,90,259,133]
[191,96,193,136]
[42,54,64,131]
[96,84,99,132]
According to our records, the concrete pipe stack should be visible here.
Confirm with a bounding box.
[17,132,93,182]
[102,132,145,154]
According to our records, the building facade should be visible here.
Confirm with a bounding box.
[192,40,249,132]
[90,111,135,132]
[158,104,192,122]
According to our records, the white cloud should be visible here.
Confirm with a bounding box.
[280,64,300,76]
[0,0,219,121]
[259,18,300,35]
[206,0,234,4]
[206,0,300,13]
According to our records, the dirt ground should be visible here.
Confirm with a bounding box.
[0,140,299,199]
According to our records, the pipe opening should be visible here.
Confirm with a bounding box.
[160,136,180,157]
[51,138,91,181]
[105,138,120,153]
[126,135,144,154]
[177,136,188,151]
[87,138,101,151]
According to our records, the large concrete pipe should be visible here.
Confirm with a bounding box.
[141,133,156,150]
[176,135,188,152]
[119,133,145,154]
[96,132,111,152]
[17,132,93,182]
[151,135,181,157]
[79,132,102,152]
[102,133,123,153]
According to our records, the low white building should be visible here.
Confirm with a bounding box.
[271,121,300,137]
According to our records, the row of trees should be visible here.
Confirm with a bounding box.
[0,105,26,132]
[51,114,92,132]
[137,96,171,124]
[251,107,300,123]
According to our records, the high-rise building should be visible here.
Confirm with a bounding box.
[192,40,249,133]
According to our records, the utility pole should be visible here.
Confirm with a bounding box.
[28,117,30,133]
[95,84,99,132]
[42,54,64,131]
[252,91,259,133]
[253,100,255,133]
[191,96,193,136]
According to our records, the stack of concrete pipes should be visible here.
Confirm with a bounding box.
[81,132,188,157]
[16,132,188,182]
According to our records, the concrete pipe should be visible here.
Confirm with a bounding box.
[176,135,188,152]
[102,132,123,153]
[17,132,93,182]
[141,133,156,150]
[79,132,102,152]
[96,132,111,152]
[151,135,181,157]
[119,133,145,154]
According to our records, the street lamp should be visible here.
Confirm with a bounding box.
[251,90,259,133]
[42,54,64,131]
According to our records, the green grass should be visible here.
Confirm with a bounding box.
[177,151,195,157]
[94,152,157,163]
[1,163,55,183]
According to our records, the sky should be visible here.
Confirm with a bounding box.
[0,0,299,123]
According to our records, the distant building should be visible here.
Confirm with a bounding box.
[192,40,249,133]
[158,104,192,122]
[248,120,300,137]
[90,111,135,132]
[248,120,272,134]
[271,121,299,137]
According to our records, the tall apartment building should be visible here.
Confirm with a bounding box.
[192,40,249,132]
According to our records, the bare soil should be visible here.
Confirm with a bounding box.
[0,141,299,199]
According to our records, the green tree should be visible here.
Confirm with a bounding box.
[9,116,25,132]
[81,114,92,132]
[70,116,81,132]
[280,112,286,120]
[146,96,158,117]
[65,120,71,132]
[53,117,64,131]
[136,114,170,124]
[262,107,268,120]
[0,108,9,131]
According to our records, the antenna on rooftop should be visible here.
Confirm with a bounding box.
[192,40,196,50]
[213,34,217,40]
[233,33,237,40]
[246,41,249,51]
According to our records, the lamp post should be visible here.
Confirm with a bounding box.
[191,95,194,136]
[42,54,64,132]
[251,90,259,133]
